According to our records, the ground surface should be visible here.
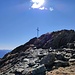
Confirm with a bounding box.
[46,65,75,75]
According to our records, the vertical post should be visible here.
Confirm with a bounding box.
[37,27,39,38]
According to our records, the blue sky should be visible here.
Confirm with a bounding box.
[0,0,75,49]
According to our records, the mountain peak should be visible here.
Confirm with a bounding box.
[0,29,75,75]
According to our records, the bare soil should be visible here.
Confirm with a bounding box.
[46,65,75,75]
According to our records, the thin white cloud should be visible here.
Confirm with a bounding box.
[31,0,45,9]
[30,0,54,11]
[45,8,48,10]
[49,7,54,11]
[39,7,45,10]
[39,7,48,10]
[31,3,41,8]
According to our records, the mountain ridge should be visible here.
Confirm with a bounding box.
[0,29,75,75]
[11,29,75,53]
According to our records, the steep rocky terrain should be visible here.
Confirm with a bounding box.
[0,29,75,75]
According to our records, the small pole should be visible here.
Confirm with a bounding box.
[37,27,39,38]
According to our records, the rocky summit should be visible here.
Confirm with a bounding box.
[0,29,75,75]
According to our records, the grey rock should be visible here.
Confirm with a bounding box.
[9,73,15,75]
[69,59,75,65]
[16,68,24,72]
[64,56,70,61]
[55,52,64,60]
[22,68,31,75]
[37,54,46,59]
[69,59,75,62]
[23,58,29,62]
[32,64,46,75]
[28,62,36,67]
[54,60,69,68]
[71,54,75,59]
[40,53,55,66]
[22,65,46,75]
[65,53,72,58]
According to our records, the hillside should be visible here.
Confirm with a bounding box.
[0,29,75,75]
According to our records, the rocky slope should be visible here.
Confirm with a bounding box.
[46,65,75,75]
[0,29,75,75]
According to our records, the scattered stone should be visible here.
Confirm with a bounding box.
[69,59,75,62]
[54,60,69,68]
[32,64,46,75]
[55,52,64,60]
[71,54,75,59]
[40,53,55,67]
[28,62,35,67]
[16,68,24,72]
[23,58,29,62]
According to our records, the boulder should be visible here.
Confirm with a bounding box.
[22,65,46,75]
[32,64,46,75]
[69,59,75,62]
[64,56,70,61]
[69,59,75,65]
[23,58,29,62]
[37,54,46,59]
[28,62,35,67]
[71,54,75,59]
[22,68,32,75]
[55,52,64,60]
[40,53,55,67]
[65,53,72,59]
[16,68,24,72]
[14,71,22,75]
[54,60,69,68]
[9,73,15,75]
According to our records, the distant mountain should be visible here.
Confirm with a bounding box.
[0,50,11,58]
[0,29,75,75]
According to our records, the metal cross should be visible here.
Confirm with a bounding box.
[37,27,39,38]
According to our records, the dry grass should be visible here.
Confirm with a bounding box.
[46,65,75,75]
